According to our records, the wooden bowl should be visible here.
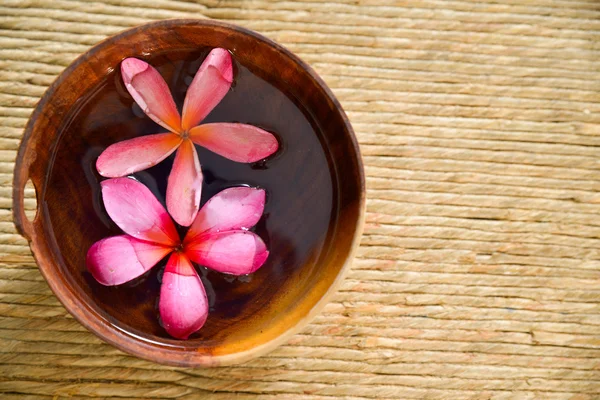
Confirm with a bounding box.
[13,19,365,367]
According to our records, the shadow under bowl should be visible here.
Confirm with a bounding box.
[13,19,365,367]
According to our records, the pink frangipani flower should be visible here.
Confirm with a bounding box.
[96,49,279,226]
[86,177,269,339]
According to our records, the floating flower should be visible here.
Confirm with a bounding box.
[86,177,269,339]
[96,49,279,226]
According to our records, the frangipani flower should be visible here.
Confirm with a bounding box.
[86,177,268,339]
[96,49,279,226]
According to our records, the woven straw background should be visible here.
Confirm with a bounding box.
[1,0,600,398]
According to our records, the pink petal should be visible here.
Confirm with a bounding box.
[121,58,182,133]
[166,139,203,227]
[96,133,182,177]
[184,187,265,245]
[86,235,171,286]
[181,48,233,131]
[101,177,179,246]
[159,252,208,339]
[184,231,269,275]
[188,123,278,163]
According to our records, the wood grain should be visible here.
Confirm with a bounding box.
[1,0,600,398]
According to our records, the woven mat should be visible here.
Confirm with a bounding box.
[1,0,600,398]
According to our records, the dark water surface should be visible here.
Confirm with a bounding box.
[43,48,337,340]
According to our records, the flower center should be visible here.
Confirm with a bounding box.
[181,130,190,140]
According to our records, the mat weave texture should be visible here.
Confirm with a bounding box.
[1,0,600,398]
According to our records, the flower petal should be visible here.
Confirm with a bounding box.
[101,177,179,246]
[181,48,233,131]
[185,231,269,275]
[159,252,208,339]
[96,133,182,177]
[86,235,171,286]
[121,58,182,133]
[184,187,265,244]
[189,123,278,163]
[166,139,203,227]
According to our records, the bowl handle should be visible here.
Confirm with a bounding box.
[13,159,38,242]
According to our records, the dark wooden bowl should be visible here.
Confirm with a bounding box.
[13,19,365,367]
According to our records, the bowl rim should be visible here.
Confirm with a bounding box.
[13,18,366,367]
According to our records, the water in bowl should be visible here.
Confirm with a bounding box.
[43,48,338,341]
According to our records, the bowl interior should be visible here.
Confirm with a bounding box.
[19,20,363,365]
